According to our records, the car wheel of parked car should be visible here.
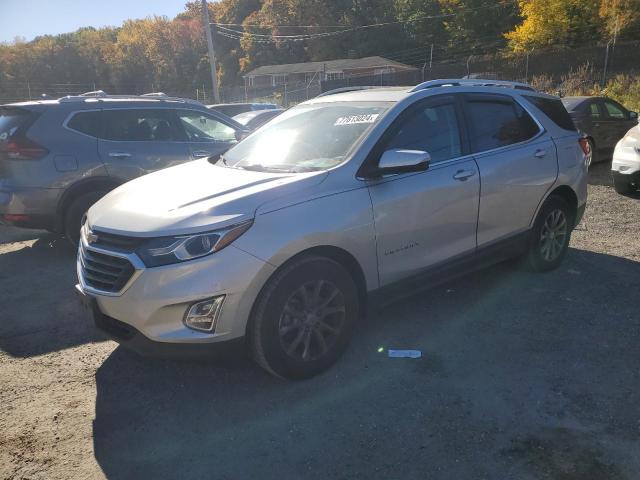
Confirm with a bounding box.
[586,138,596,167]
[249,255,359,379]
[524,195,572,272]
[613,176,634,195]
[64,191,107,246]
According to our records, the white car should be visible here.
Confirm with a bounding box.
[76,80,588,379]
[612,125,640,194]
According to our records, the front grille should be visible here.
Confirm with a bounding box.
[79,244,135,293]
[90,230,145,252]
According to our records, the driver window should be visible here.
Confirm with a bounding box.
[177,111,237,143]
[386,103,462,163]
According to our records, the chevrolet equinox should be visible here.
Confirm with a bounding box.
[76,80,588,379]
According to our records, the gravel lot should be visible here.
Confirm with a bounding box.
[1,162,639,480]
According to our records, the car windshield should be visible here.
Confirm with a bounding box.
[221,102,389,172]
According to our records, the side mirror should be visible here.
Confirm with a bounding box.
[374,149,431,176]
[235,129,250,142]
[630,111,638,122]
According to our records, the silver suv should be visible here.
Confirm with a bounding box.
[76,80,588,379]
[0,92,245,243]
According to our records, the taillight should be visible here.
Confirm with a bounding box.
[578,137,590,156]
[4,136,48,160]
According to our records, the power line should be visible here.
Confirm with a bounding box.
[211,1,517,41]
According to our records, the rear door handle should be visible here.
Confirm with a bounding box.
[534,149,547,158]
[192,151,211,158]
[453,169,476,181]
[108,151,131,158]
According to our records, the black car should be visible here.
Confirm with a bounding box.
[561,96,638,166]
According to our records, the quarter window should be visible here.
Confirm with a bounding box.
[603,101,626,119]
[466,97,540,152]
[102,109,178,141]
[386,102,462,163]
[177,111,237,143]
[524,95,576,131]
[67,111,101,137]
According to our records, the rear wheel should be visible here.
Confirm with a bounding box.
[524,195,572,272]
[249,255,359,379]
[64,191,107,246]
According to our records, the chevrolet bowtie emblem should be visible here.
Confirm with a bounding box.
[86,230,99,244]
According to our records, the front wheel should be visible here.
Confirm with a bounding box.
[524,195,572,272]
[249,255,359,379]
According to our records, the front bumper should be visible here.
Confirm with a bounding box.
[76,242,276,349]
[77,285,245,357]
[612,170,640,187]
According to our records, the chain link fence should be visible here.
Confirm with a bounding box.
[1,40,638,106]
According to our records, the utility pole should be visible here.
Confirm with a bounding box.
[603,41,611,87]
[429,44,434,69]
[200,0,220,103]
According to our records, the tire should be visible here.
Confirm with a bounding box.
[586,139,596,167]
[524,195,573,273]
[249,255,359,379]
[64,191,107,246]
[613,175,634,195]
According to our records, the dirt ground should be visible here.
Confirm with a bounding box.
[1,162,639,480]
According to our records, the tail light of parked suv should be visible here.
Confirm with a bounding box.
[578,137,590,156]
[3,136,49,160]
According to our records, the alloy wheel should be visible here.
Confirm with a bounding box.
[539,208,568,262]
[278,280,346,362]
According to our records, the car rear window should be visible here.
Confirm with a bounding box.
[0,107,36,141]
[526,96,577,131]
[67,111,102,137]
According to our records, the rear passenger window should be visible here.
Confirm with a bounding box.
[67,111,101,137]
[102,109,179,141]
[524,95,576,131]
[466,96,540,152]
[589,103,602,118]
[386,102,462,162]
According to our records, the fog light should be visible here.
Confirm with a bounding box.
[184,296,225,332]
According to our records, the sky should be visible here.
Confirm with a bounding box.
[0,0,192,43]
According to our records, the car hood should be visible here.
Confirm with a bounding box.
[87,159,328,236]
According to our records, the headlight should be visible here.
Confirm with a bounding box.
[136,220,253,267]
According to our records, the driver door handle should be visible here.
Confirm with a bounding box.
[534,149,547,158]
[453,169,476,181]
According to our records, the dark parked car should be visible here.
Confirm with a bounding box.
[207,102,278,117]
[232,108,284,131]
[561,96,638,166]
[0,92,246,244]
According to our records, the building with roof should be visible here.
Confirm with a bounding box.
[243,56,418,89]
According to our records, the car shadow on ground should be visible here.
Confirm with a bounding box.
[587,161,614,187]
[0,231,101,357]
[93,248,640,480]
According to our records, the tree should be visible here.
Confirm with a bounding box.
[506,0,603,52]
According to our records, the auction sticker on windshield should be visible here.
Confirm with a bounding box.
[334,114,379,126]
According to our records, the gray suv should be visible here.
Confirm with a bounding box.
[0,92,245,243]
